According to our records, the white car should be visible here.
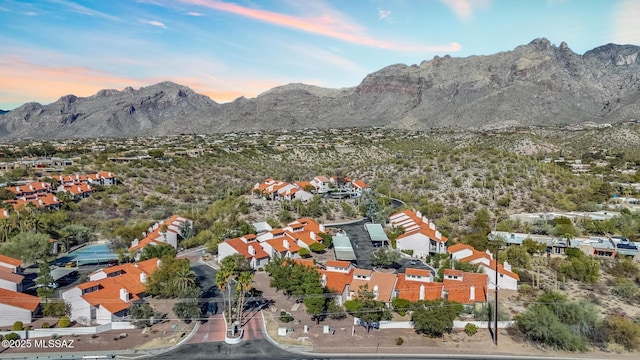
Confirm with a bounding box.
[35,282,59,289]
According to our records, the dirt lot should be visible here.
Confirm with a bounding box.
[1,298,195,356]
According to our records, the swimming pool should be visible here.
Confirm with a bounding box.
[56,243,119,266]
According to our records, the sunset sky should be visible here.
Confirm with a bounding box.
[1,0,639,110]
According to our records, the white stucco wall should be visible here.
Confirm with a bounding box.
[396,233,429,257]
[62,287,91,324]
[0,303,32,327]
[0,278,18,292]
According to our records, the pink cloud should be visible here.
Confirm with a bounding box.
[440,0,490,21]
[0,56,280,107]
[180,0,461,52]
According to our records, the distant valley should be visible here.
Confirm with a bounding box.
[0,38,639,141]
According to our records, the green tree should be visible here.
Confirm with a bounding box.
[0,232,53,265]
[42,300,71,317]
[522,238,546,255]
[129,301,157,328]
[412,299,463,337]
[309,242,326,253]
[145,257,198,298]
[139,243,177,261]
[371,247,401,267]
[59,224,96,252]
[172,286,203,323]
[35,261,55,301]
[502,245,531,269]
[235,271,255,326]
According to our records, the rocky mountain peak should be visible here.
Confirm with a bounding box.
[1,39,639,140]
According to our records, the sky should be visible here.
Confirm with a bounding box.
[1,0,639,110]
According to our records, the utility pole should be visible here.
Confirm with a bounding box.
[494,249,499,346]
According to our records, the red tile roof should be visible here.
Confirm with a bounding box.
[0,267,24,283]
[0,254,22,267]
[405,268,431,277]
[0,287,40,311]
[225,237,270,259]
[443,272,488,304]
[325,260,352,268]
[394,274,443,302]
[321,268,354,293]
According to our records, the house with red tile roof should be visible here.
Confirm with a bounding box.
[394,268,443,303]
[0,287,40,326]
[5,181,53,198]
[448,244,520,290]
[60,182,94,200]
[252,179,313,201]
[388,210,448,257]
[320,262,355,306]
[87,171,117,186]
[347,269,398,304]
[310,176,331,194]
[443,269,488,304]
[218,234,271,270]
[61,258,160,325]
[128,215,194,254]
[262,235,301,259]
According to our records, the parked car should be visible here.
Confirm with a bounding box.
[409,259,420,266]
[35,282,59,289]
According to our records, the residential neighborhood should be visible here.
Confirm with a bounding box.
[1,127,640,357]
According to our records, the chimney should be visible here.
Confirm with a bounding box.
[419,284,425,301]
[283,240,290,250]
[416,210,422,218]
[321,274,327,287]
[373,285,379,300]
[436,231,441,240]
[429,222,435,230]
[140,272,147,283]
[469,285,475,301]
[156,258,162,268]
[422,216,429,224]
[503,261,512,272]
[310,232,316,240]
[248,245,256,256]
[120,288,129,302]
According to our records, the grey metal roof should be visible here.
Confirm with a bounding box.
[333,233,357,261]
[364,223,389,242]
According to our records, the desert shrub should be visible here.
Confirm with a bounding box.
[391,298,412,316]
[279,311,294,323]
[464,323,478,336]
[298,248,311,258]
[515,304,587,351]
[12,321,23,331]
[42,322,50,329]
[58,316,71,328]
[4,332,20,340]
[611,279,638,302]
[395,337,404,345]
[604,315,640,351]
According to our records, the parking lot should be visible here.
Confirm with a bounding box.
[332,219,437,274]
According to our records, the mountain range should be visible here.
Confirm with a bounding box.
[1,38,639,140]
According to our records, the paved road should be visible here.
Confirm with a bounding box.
[188,314,227,343]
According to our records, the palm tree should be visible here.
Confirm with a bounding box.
[173,263,196,295]
[235,271,254,326]
[215,267,235,331]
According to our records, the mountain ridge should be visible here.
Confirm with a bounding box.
[1,38,639,140]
